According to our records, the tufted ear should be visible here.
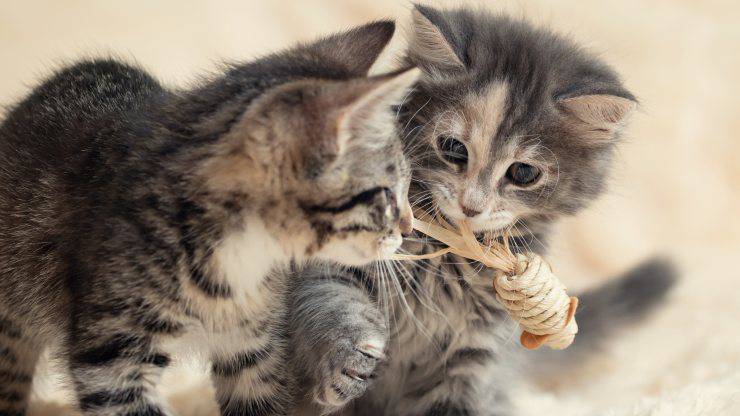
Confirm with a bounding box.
[409,5,465,71]
[335,67,422,150]
[559,94,637,143]
[293,68,421,176]
[309,20,396,76]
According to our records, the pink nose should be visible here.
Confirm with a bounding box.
[460,205,481,218]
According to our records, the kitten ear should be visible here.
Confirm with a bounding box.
[335,67,422,149]
[409,5,465,71]
[559,94,637,143]
[297,68,421,176]
[309,20,396,75]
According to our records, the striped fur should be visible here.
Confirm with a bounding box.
[0,21,415,416]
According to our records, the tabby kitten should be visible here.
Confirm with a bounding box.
[289,6,673,416]
[0,22,418,416]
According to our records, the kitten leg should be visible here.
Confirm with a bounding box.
[68,311,177,416]
[289,269,388,414]
[0,313,43,416]
[398,340,512,416]
[209,326,291,416]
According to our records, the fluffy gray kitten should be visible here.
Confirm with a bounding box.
[288,6,675,416]
[0,22,418,416]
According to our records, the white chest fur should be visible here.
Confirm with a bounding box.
[211,216,288,311]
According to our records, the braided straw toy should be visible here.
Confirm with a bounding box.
[393,213,578,350]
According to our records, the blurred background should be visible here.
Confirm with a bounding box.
[1,1,738,415]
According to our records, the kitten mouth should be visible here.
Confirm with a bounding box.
[469,220,513,237]
[437,206,513,236]
[427,190,514,235]
[377,233,402,256]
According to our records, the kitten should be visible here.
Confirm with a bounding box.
[288,6,674,415]
[0,22,419,416]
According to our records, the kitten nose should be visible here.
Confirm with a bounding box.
[460,205,481,218]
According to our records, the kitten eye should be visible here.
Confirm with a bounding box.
[507,162,541,186]
[437,136,468,166]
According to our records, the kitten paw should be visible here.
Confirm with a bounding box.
[314,335,386,410]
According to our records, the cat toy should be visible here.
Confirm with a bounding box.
[393,213,578,350]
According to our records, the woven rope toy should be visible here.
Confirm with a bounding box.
[393,214,578,350]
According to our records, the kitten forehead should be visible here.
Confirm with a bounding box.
[462,81,509,174]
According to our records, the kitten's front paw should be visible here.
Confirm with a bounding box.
[313,335,386,410]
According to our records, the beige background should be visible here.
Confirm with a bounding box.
[2,1,738,415]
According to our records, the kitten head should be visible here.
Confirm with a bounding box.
[200,23,418,266]
[256,69,419,265]
[402,5,636,234]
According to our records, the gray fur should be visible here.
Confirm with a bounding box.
[288,6,674,416]
[288,266,388,413]
[0,21,417,416]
